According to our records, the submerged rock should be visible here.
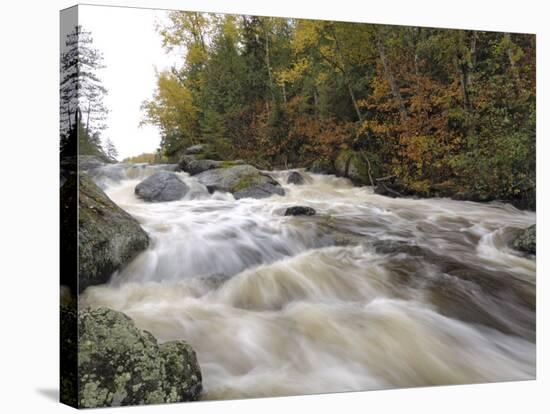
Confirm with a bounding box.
[78,174,149,292]
[78,308,202,408]
[287,171,305,185]
[285,206,316,216]
[512,225,536,255]
[196,164,284,199]
[135,171,189,202]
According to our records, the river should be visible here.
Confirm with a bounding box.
[80,164,536,400]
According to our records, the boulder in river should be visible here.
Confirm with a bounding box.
[78,174,150,292]
[512,225,536,255]
[78,307,202,408]
[135,171,189,202]
[287,171,305,185]
[180,156,222,175]
[285,206,316,216]
[196,164,284,199]
[180,156,244,176]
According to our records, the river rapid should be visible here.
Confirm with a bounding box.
[81,163,536,400]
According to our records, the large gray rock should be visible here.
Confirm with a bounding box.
[180,155,244,175]
[78,174,149,292]
[135,171,189,202]
[180,156,222,175]
[78,308,202,408]
[512,225,536,255]
[196,164,284,199]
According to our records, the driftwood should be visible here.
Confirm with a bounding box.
[358,149,375,187]
[377,182,403,197]
[375,175,397,182]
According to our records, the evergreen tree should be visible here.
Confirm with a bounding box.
[103,138,119,161]
[60,25,109,158]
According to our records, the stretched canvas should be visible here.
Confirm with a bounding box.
[60,3,536,409]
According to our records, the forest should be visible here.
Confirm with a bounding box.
[139,12,535,209]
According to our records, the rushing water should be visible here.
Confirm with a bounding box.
[80,163,536,400]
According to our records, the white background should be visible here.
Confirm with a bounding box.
[0,0,547,413]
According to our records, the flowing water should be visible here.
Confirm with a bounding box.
[80,164,536,399]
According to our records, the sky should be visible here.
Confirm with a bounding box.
[67,5,182,159]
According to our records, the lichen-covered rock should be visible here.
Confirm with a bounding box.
[512,225,536,255]
[135,171,189,202]
[79,174,149,292]
[78,308,202,408]
[285,206,316,216]
[196,164,284,199]
[287,171,305,185]
[159,342,202,402]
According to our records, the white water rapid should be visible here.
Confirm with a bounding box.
[81,163,536,400]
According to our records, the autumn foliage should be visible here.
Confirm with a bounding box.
[141,13,536,209]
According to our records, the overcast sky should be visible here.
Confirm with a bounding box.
[69,5,182,159]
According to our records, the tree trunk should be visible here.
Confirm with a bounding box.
[264,20,276,103]
[376,29,407,124]
[330,24,364,122]
[67,108,72,136]
[85,103,91,140]
[456,31,472,111]
[469,31,477,81]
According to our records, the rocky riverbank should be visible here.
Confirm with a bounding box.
[61,154,205,407]
[305,149,535,211]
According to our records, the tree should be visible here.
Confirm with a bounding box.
[60,25,109,157]
[103,138,119,161]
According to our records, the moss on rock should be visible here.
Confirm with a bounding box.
[78,307,202,408]
[335,150,375,186]
[78,174,149,292]
[196,164,284,199]
[512,225,536,255]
